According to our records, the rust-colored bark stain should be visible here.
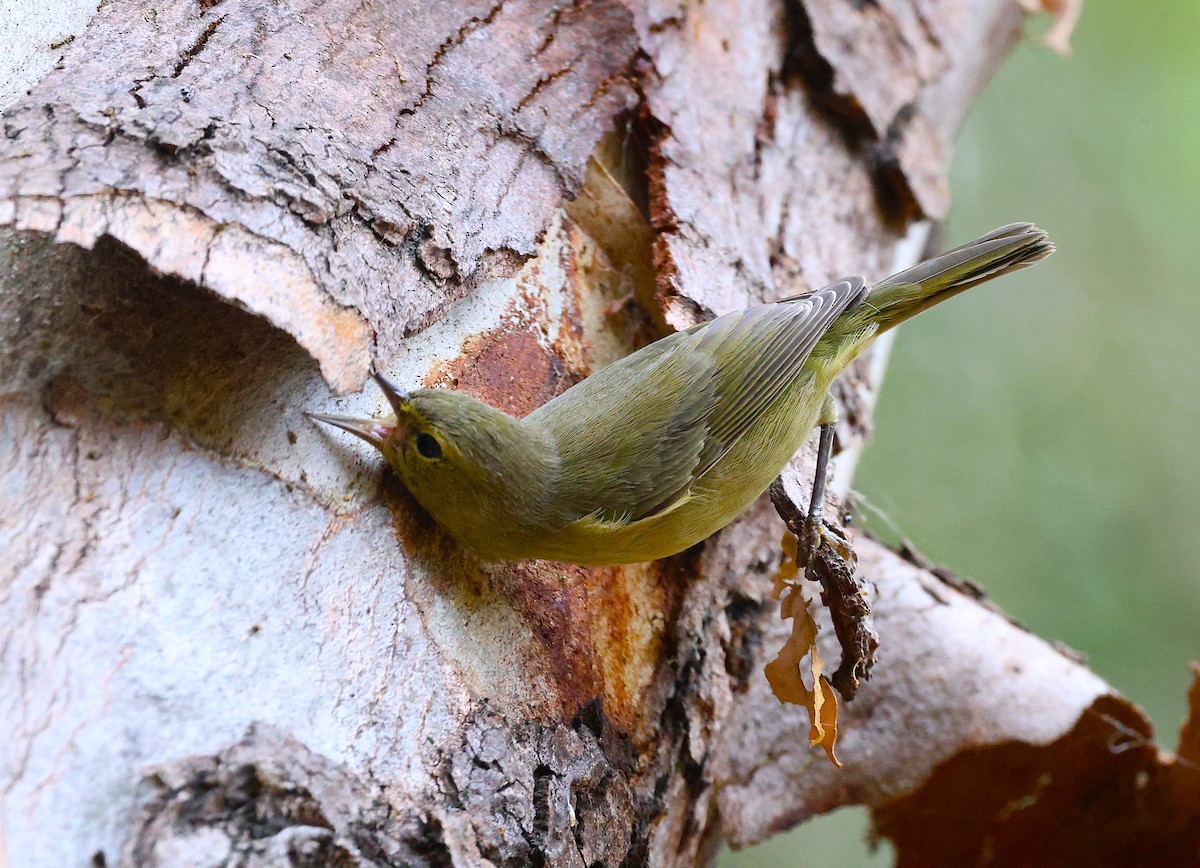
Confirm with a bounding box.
[426,324,575,418]
[424,271,585,417]
[874,693,1200,867]
[645,127,698,332]
[385,467,689,737]
[496,555,689,738]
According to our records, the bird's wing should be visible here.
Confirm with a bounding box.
[529,278,865,525]
[528,330,720,524]
[692,277,866,476]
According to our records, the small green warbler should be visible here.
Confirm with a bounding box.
[310,224,1052,565]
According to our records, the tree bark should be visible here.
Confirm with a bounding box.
[3,1,1194,866]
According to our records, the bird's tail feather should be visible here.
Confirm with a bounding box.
[852,223,1054,335]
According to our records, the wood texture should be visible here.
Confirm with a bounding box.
[0,0,640,390]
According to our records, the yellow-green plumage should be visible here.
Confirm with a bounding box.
[309,224,1053,565]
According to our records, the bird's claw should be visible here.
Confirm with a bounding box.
[803,516,853,570]
[803,517,828,568]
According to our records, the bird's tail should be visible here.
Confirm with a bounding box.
[839,223,1055,337]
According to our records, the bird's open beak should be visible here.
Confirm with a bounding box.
[305,369,411,450]
[304,412,394,450]
[371,369,410,415]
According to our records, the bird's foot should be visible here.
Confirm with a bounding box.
[803,514,853,569]
[770,478,877,701]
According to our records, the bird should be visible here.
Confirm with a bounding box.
[308,223,1053,566]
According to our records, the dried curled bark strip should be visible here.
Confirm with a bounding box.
[769,478,879,699]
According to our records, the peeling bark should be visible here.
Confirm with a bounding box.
[5,2,1191,867]
[0,0,640,390]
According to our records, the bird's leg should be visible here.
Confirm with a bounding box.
[770,391,876,699]
[805,392,838,564]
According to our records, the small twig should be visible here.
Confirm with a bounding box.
[769,478,879,700]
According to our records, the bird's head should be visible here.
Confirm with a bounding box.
[307,372,557,552]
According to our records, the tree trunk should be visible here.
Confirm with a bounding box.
[3,1,1194,866]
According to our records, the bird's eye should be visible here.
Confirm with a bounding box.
[415,432,443,460]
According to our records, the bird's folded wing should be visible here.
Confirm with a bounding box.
[528,330,719,525]
[528,278,865,526]
[693,278,866,476]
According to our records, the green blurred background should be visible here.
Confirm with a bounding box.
[724,2,1200,865]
